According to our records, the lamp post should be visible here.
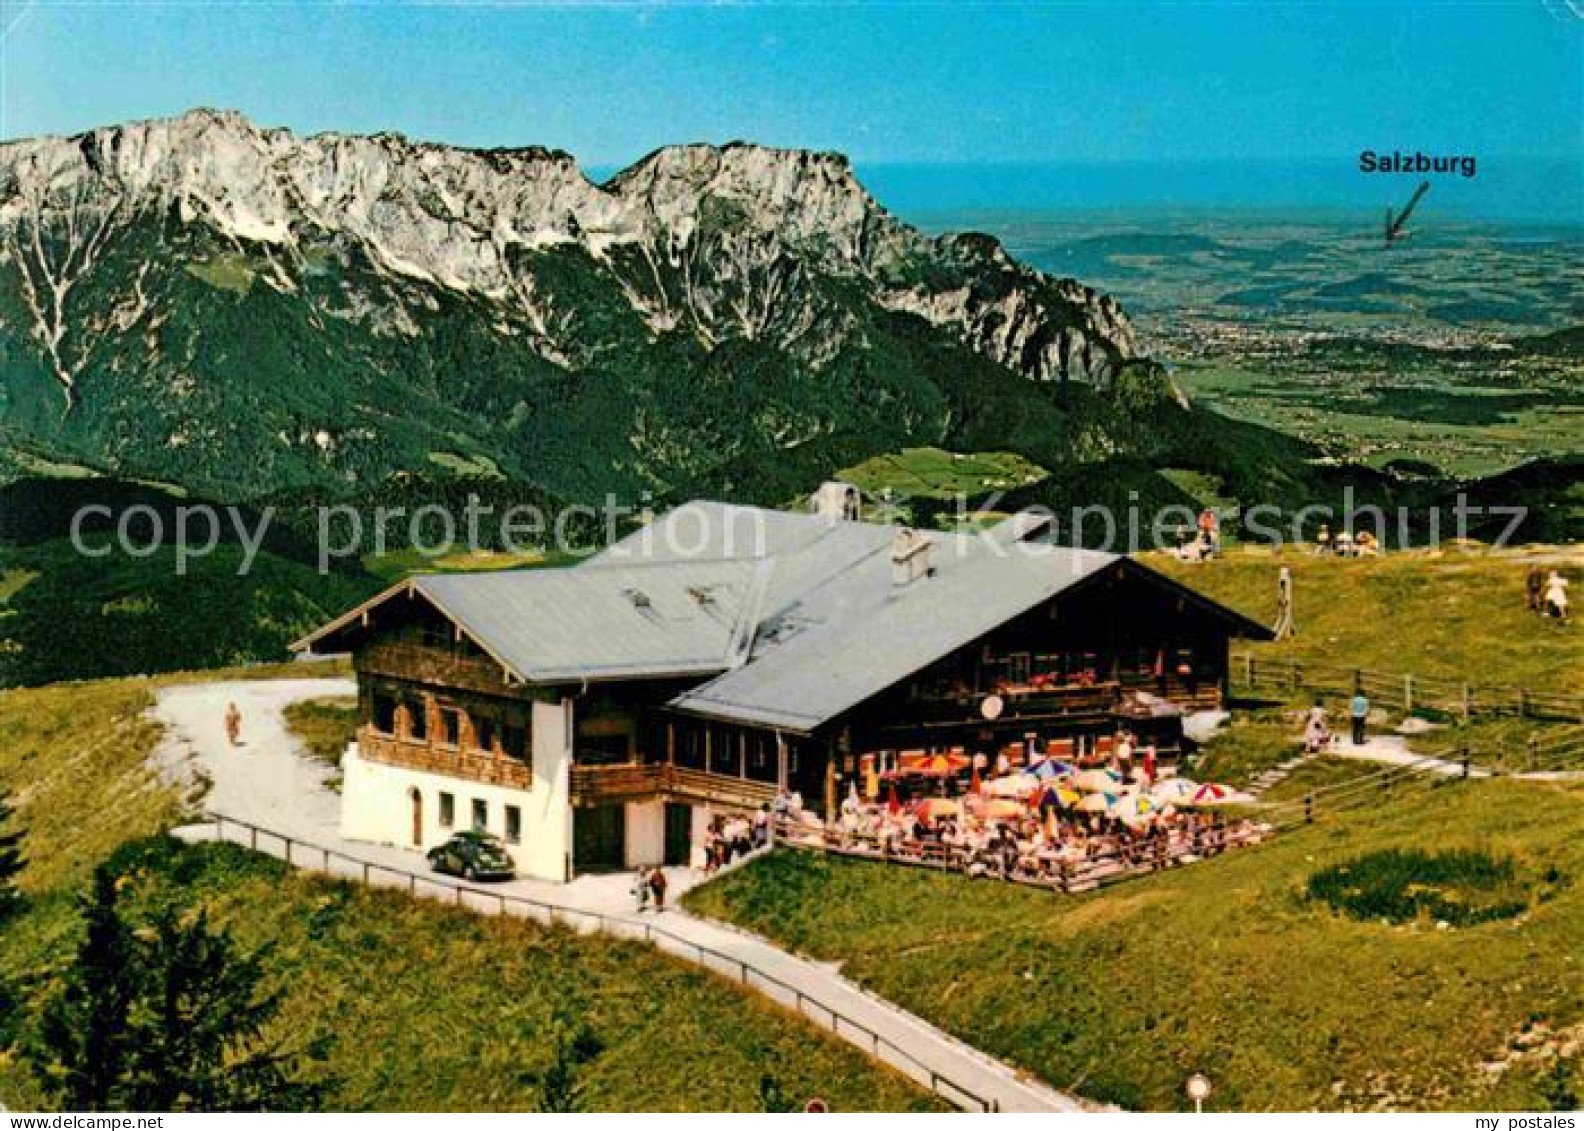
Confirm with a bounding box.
[1185,1073,1212,1114]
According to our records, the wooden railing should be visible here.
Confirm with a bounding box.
[1232,653,1584,723]
[570,762,778,810]
[360,728,531,790]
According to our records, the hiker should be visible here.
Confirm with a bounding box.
[1544,570,1570,622]
[1272,566,1296,640]
[224,701,242,747]
[1349,690,1370,747]
[648,866,668,912]
[1197,508,1220,556]
[631,867,652,913]
[1315,523,1332,555]
[1303,700,1331,753]
[1526,567,1545,613]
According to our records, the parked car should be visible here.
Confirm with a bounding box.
[427,830,516,881]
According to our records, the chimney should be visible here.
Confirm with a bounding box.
[811,480,862,522]
[891,528,933,587]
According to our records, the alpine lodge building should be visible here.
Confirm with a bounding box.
[294,490,1270,880]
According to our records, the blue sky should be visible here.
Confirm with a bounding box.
[2,1,1579,214]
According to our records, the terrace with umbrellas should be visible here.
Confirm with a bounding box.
[774,731,1265,892]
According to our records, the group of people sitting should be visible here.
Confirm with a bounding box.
[779,804,1267,891]
[1526,567,1570,623]
[770,729,1269,892]
[1173,509,1224,563]
[1313,525,1381,557]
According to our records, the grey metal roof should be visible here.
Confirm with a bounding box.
[412,557,765,682]
[299,499,1266,713]
[669,533,1118,733]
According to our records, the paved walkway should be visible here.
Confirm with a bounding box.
[155,678,1091,1113]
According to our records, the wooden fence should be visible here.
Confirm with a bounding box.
[1232,653,1584,724]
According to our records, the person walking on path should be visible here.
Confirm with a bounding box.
[224,701,243,747]
[1525,567,1544,613]
[631,867,652,913]
[648,866,668,913]
[1349,690,1370,747]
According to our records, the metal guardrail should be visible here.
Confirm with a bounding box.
[204,813,997,1113]
[1232,653,1584,724]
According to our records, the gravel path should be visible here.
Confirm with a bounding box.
[155,678,1090,1113]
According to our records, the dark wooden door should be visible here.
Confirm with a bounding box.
[574,805,626,874]
[664,803,692,867]
[410,788,423,846]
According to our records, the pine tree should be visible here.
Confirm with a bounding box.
[35,867,139,1110]
[120,907,325,1111]
[33,865,328,1112]
[0,795,26,921]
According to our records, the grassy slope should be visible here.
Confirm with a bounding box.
[687,779,1584,1112]
[1149,546,1582,692]
[1156,548,1584,785]
[282,696,357,769]
[0,674,935,1111]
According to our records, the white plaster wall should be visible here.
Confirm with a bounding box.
[339,692,576,883]
[529,698,574,882]
[624,799,665,868]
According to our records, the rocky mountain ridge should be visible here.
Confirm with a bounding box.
[0,109,1135,412]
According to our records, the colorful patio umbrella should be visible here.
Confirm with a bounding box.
[986,773,1038,797]
[913,797,961,820]
[1150,778,1199,805]
[1032,784,1081,810]
[1073,768,1122,793]
[1076,791,1119,813]
[1185,783,1252,808]
[886,782,901,816]
[901,751,970,776]
[984,798,1023,820]
[1112,793,1160,824]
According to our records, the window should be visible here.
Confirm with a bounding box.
[372,693,397,734]
[475,716,496,753]
[503,724,529,761]
[406,700,427,741]
[471,799,488,831]
[438,708,461,748]
[439,792,455,829]
[505,805,522,845]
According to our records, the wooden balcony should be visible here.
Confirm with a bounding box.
[570,762,778,811]
[359,728,532,790]
[1118,674,1224,712]
[356,639,517,697]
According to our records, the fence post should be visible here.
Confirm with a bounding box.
[250,827,258,851]
[363,862,370,884]
[1517,688,1527,719]
[1304,794,1314,824]
[323,848,330,872]
[1290,660,1300,693]
[1461,744,1470,780]
[1461,684,1472,723]
[1352,668,1362,694]
[1404,674,1414,714]
[284,839,292,866]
